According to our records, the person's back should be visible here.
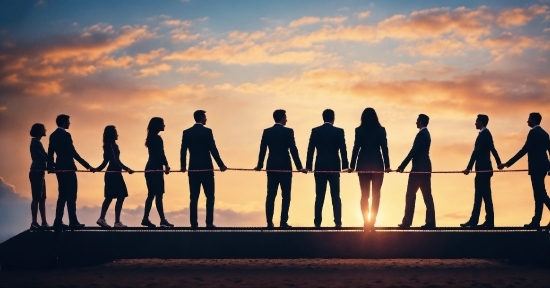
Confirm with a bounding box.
[146,134,167,169]
[48,128,76,170]
[103,144,124,172]
[410,128,431,172]
[526,127,550,173]
[182,124,221,171]
[30,137,47,171]
[353,126,388,171]
[470,129,499,171]
[310,124,346,171]
[263,124,296,170]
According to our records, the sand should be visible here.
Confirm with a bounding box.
[0,259,549,287]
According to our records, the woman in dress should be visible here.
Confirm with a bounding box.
[349,108,392,231]
[141,117,174,228]
[95,125,134,228]
[29,123,49,229]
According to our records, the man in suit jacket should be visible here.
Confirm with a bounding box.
[461,114,502,228]
[254,109,307,228]
[396,114,435,229]
[305,109,348,228]
[499,112,550,228]
[181,110,227,228]
[47,114,94,228]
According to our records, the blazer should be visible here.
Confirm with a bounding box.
[97,143,129,172]
[30,138,48,171]
[305,123,349,172]
[466,128,501,175]
[180,124,225,174]
[506,126,550,175]
[350,126,390,172]
[145,134,168,169]
[398,128,431,172]
[47,128,90,171]
[256,124,303,171]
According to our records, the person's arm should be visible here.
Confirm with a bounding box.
[305,129,315,171]
[255,130,267,169]
[208,130,226,169]
[340,129,349,170]
[180,131,188,171]
[398,132,421,170]
[32,140,48,162]
[110,144,129,171]
[47,138,55,171]
[505,131,532,167]
[380,128,390,170]
[96,149,109,172]
[159,137,169,167]
[288,129,303,170]
[489,133,502,167]
[68,133,91,169]
[349,128,360,170]
[466,138,477,171]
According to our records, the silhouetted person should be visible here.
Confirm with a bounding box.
[255,109,307,228]
[498,112,550,228]
[461,114,501,228]
[349,108,391,231]
[181,110,227,228]
[396,114,435,229]
[29,123,49,230]
[95,126,134,228]
[306,109,348,228]
[142,117,174,228]
[47,114,95,228]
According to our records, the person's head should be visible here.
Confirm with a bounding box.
[30,123,46,138]
[528,112,542,127]
[193,110,207,125]
[56,114,70,129]
[322,109,335,123]
[146,117,165,147]
[273,109,287,125]
[103,125,118,146]
[360,107,381,129]
[416,114,429,129]
[476,114,489,130]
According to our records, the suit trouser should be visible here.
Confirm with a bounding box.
[358,173,384,225]
[530,173,550,224]
[401,174,435,226]
[314,173,341,226]
[468,173,494,225]
[55,172,78,224]
[266,172,292,225]
[189,172,215,226]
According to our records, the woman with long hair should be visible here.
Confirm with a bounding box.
[142,117,173,228]
[349,108,391,231]
[29,123,49,229]
[95,125,134,228]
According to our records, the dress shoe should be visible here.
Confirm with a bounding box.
[420,224,436,229]
[41,222,50,228]
[460,222,476,228]
[280,223,292,229]
[53,222,69,229]
[190,225,198,229]
[524,222,540,229]
[160,219,174,228]
[141,218,156,228]
[477,222,494,229]
[30,222,40,230]
[206,224,217,229]
[69,222,85,228]
[334,223,342,229]
[266,223,274,228]
[397,223,410,229]
[314,224,321,228]
[114,222,127,228]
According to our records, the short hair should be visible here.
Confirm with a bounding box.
[56,114,70,126]
[145,117,164,147]
[103,125,117,147]
[193,110,206,122]
[30,123,45,137]
[322,109,335,122]
[529,112,542,125]
[273,109,286,123]
[477,114,489,126]
[418,114,430,126]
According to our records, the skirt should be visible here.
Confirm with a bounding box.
[104,172,129,199]
[145,171,165,196]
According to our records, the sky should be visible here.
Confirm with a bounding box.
[1,0,550,241]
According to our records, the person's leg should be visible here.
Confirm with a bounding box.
[530,173,546,224]
[280,173,292,225]
[203,174,216,226]
[54,173,67,225]
[401,175,420,226]
[39,199,47,225]
[370,173,384,226]
[100,198,113,220]
[328,173,341,226]
[114,198,124,223]
[265,173,279,225]
[155,194,165,220]
[468,175,483,225]
[66,172,79,224]
[420,175,436,226]
[358,173,372,225]
[314,173,328,226]
[188,174,201,227]
[143,194,154,220]
[29,171,40,224]
[480,175,494,225]
[31,200,38,224]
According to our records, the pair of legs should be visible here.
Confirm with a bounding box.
[266,172,292,226]
[29,171,47,225]
[358,172,384,226]
[401,174,436,227]
[189,172,215,227]
[143,194,165,221]
[314,173,341,227]
[467,173,494,225]
[54,172,79,225]
[529,173,550,225]
[143,171,168,224]
[99,198,125,223]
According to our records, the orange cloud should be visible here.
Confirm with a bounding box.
[497,5,548,27]
[357,11,371,19]
[199,71,221,78]
[288,16,348,27]
[139,63,172,77]
[176,64,200,73]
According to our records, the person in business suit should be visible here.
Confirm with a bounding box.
[396,114,435,229]
[461,114,501,228]
[498,112,550,228]
[47,114,95,228]
[254,109,307,228]
[349,108,392,231]
[95,126,134,228]
[181,110,227,229]
[29,123,49,230]
[306,109,348,228]
[141,117,174,228]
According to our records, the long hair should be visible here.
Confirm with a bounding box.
[103,125,117,150]
[145,117,164,147]
[359,108,382,130]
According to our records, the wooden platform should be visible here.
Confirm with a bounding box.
[1,227,548,270]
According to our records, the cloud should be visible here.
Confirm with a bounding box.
[199,71,221,78]
[357,11,371,19]
[288,16,348,27]
[0,177,32,243]
[138,63,172,77]
[176,64,200,73]
[496,5,548,28]
[0,106,6,111]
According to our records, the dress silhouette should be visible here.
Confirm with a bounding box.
[29,123,49,229]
